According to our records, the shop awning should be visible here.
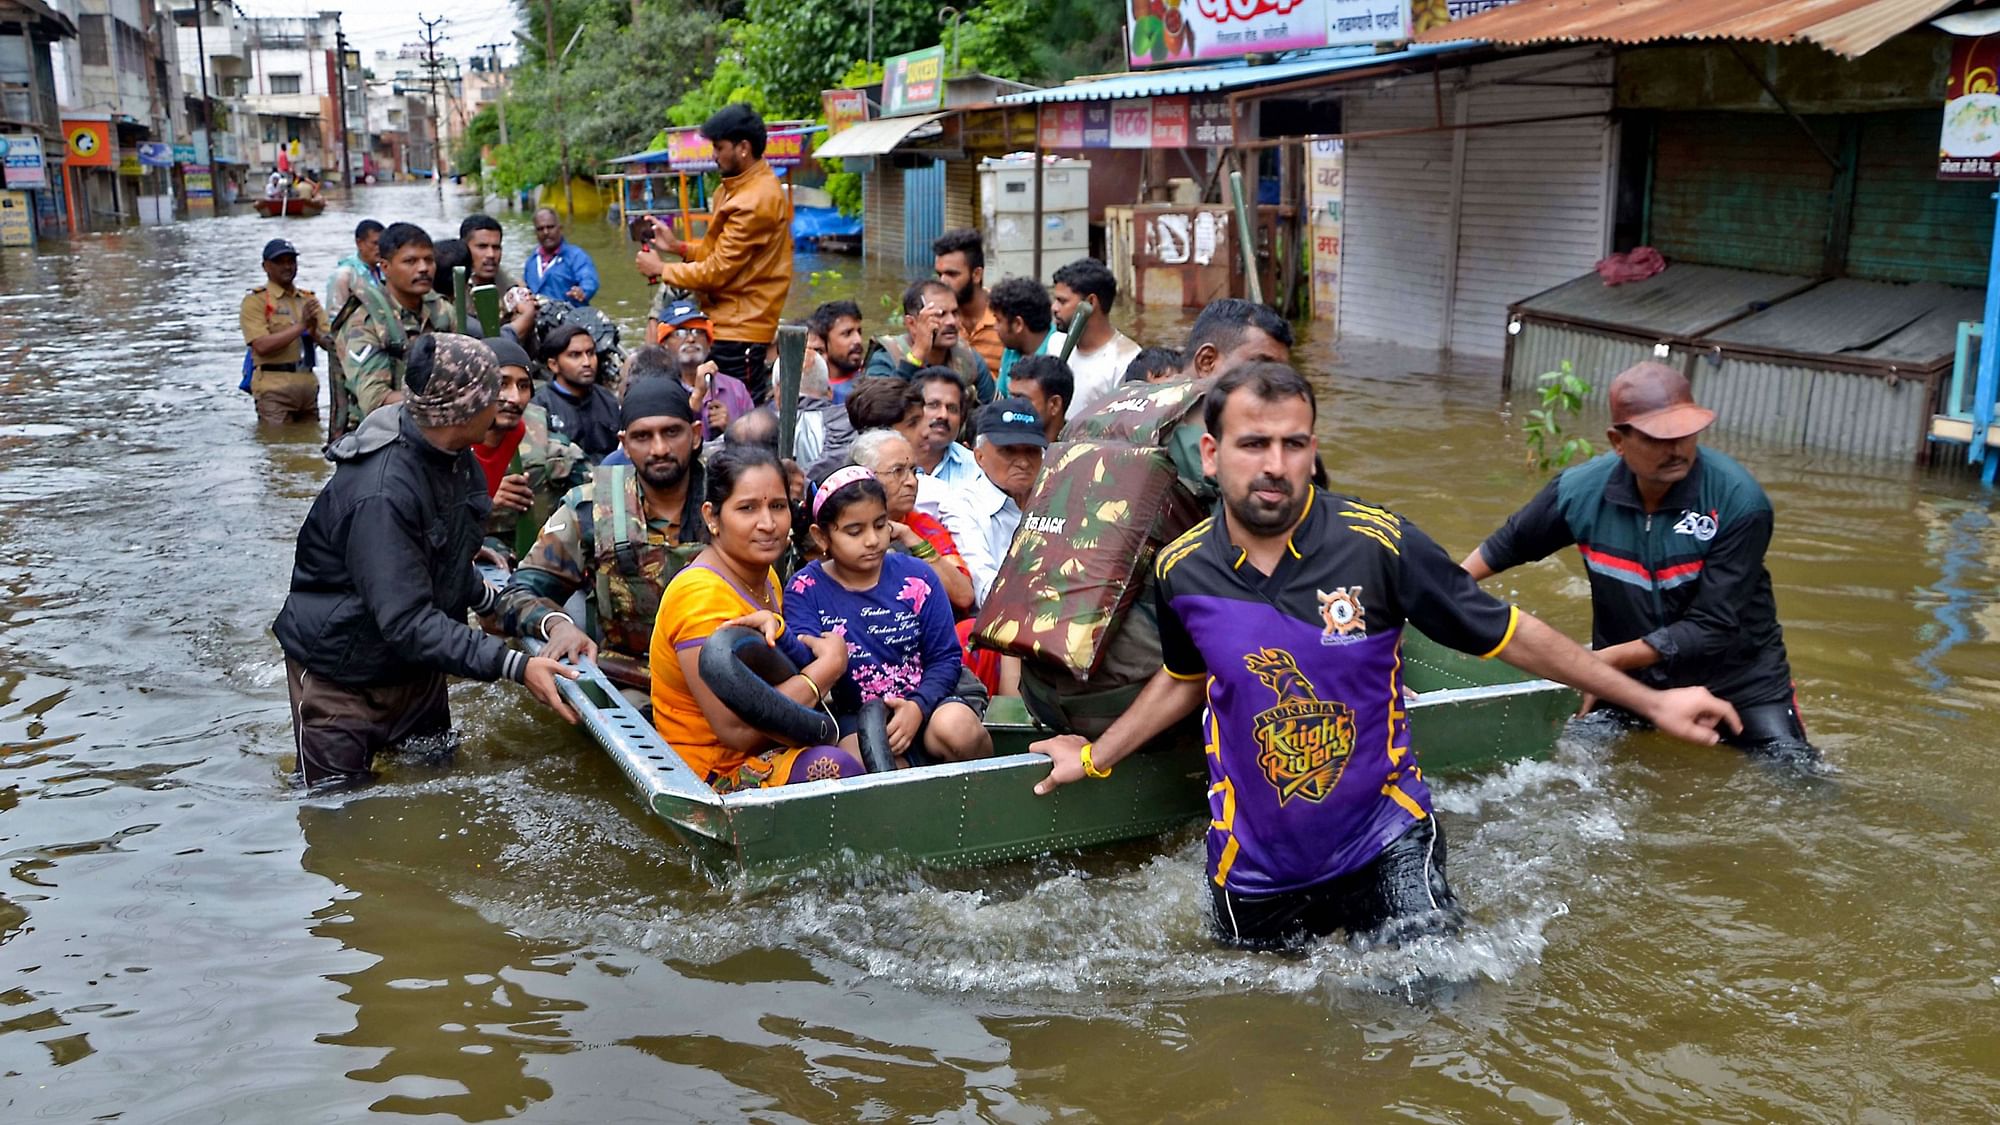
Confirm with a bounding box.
[812,112,950,159]
[1414,0,1957,60]
[996,43,1471,105]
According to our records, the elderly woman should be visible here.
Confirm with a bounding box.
[848,428,975,617]
[648,444,864,792]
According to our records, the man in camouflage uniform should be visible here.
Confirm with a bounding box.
[332,221,456,438]
[497,379,706,692]
[474,336,590,563]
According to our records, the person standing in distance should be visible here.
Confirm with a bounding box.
[642,103,794,405]
[524,208,600,305]
[1031,364,1740,951]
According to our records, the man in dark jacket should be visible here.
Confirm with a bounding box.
[531,323,621,464]
[274,335,578,788]
[1462,361,1811,758]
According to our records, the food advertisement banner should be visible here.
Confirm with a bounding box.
[1941,35,2000,179]
[822,89,869,135]
[1128,0,1514,67]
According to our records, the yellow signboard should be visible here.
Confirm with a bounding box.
[0,190,34,247]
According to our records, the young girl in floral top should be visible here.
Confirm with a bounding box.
[783,467,994,767]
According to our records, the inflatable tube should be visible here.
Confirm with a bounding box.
[857,699,896,774]
[697,626,837,749]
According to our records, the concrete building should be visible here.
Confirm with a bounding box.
[49,0,183,224]
[0,0,76,237]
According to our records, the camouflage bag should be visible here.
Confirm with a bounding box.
[973,441,1205,736]
[1061,375,1218,500]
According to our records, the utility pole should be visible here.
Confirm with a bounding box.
[191,0,214,205]
[542,0,572,218]
[417,13,448,198]
[334,27,353,191]
[479,41,508,146]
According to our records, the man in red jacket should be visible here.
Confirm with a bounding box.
[639,103,793,405]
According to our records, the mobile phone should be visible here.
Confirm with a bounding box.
[628,213,655,242]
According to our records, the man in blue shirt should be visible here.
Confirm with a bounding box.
[523,208,600,304]
[1031,363,1741,951]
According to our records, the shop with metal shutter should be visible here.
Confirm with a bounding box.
[1339,49,1615,357]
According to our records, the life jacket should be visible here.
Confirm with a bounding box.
[331,286,453,439]
[587,465,704,659]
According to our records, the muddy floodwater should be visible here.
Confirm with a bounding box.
[2,184,1998,1122]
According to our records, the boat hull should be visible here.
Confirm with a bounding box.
[552,632,1577,879]
[255,197,325,217]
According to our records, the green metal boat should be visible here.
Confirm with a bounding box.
[551,632,1577,879]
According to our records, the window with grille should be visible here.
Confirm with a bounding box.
[270,74,301,95]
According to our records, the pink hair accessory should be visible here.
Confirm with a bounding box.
[812,465,878,520]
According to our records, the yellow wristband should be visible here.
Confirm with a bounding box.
[792,672,822,704]
[1080,741,1112,780]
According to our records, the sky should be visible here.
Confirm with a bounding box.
[237,0,524,69]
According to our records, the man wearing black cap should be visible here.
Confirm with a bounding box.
[475,336,590,563]
[937,397,1047,606]
[273,335,580,789]
[498,378,707,690]
[241,238,332,426]
[530,323,621,465]
[1463,361,1812,758]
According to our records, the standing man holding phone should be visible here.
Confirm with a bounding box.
[637,103,793,405]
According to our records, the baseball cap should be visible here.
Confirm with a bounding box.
[262,238,299,261]
[975,397,1048,448]
[1609,361,1716,440]
[659,297,713,338]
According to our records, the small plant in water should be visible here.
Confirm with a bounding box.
[1523,360,1595,473]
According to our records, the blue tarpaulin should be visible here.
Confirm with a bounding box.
[792,205,861,248]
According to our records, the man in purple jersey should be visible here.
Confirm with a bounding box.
[1031,363,1741,951]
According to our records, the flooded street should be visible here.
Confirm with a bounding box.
[3,183,1998,1121]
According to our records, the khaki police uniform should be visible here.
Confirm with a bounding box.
[240,282,328,425]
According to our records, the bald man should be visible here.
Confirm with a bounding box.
[1462,362,1812,759]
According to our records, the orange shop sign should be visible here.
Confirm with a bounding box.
[63,119,112,168]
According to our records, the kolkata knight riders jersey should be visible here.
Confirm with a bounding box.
[1154,487,1519,895]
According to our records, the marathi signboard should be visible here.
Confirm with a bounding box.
[651,123,812,173]
[1942,35,2000,179]
[63,119,112,168]
[823,89,869,135]
[0,190,33,247]
[0,135,46,188]
[185,164,214,201]
[1307,138,1343,326]
[1129,0,1513,67]
[883,45,946,116]
[1039,96,1235,149]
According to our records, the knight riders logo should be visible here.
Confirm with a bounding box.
[1243,647,1357,806]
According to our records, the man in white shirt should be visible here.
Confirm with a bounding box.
[937,398,1047,606]
[913,367,981,494]
[1051,257,1141,418]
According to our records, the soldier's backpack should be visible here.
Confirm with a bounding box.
[972,439,1206,737]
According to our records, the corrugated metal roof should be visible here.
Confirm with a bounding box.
[812,113,948,159]
[1513,263,1814,337]
[1701,278,1982,366]
[1414,0,1958,59]
[994,43,1467,105]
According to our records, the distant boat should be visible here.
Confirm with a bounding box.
[255,196,325,218]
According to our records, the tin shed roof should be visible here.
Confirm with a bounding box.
[1414,0,1959,59]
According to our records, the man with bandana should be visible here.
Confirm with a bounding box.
[273,335,580,789]
[473,336,591,564]
[497,378,708,693]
